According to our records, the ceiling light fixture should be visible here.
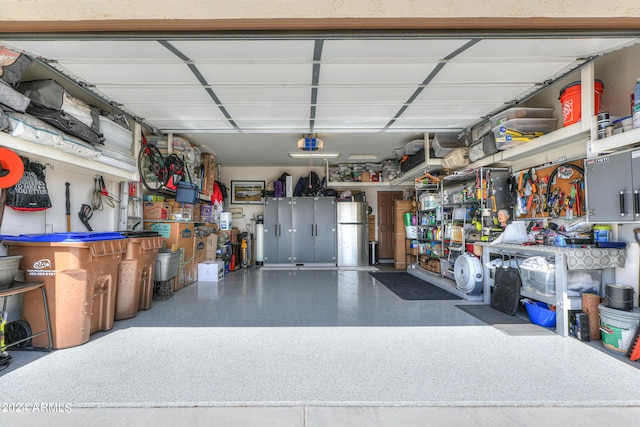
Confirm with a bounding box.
[298,134,323,151]
[348,154,379,161]
[289,152,340,159]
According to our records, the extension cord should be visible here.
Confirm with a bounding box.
[0,351,12,370]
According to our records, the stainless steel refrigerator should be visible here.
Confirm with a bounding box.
[336,201,369,267]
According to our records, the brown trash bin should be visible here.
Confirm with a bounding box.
[116,232,164,319]
[4,233,127,349]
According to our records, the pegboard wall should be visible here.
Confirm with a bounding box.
[513,159,585,219]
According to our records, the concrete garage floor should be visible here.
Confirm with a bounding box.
[1,266,640,426]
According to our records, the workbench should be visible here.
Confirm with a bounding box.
[479,242,626,336]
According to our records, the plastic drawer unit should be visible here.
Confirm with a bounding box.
[117,231,164,319]
[3,232,127,349]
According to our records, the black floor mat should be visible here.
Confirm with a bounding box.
[456,304,555,336]
[369,272,461,301]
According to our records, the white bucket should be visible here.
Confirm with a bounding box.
[598,303,640,353]
[220,212,232,230]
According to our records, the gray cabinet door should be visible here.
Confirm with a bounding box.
[277,199,293,263]
[585,152,632,222]
[263,198,293,264]
[632,150,640,221]
[314,197,337,263]
[263,198,279,263]
[292,197,314,263]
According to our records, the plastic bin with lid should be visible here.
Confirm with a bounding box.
[404,139,424,155]
[492,118,558,138]
[489,107,554,127]
[432,132,466,158]
[3,232,127,349]
[116,231,164,319]
[519,256,555,297]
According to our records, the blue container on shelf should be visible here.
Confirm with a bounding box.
[525,300,557,327]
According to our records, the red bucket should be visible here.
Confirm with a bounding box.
[559,80,604,127]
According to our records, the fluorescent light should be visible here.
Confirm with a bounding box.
[289,152,340,159]
[348,154,379,160]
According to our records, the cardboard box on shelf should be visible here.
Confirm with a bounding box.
[218,228,239,244]
[205,233,218,260]
[201,204,213,223]
[195,234,207,265]
[143,202,172,220]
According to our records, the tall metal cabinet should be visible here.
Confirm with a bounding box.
[263,197,337,265]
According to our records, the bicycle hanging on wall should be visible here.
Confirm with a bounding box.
[137,137,186,195]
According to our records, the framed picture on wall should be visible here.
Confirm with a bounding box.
[230,180,265,205]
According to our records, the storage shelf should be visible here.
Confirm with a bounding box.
[520,289,582,310]
[326,181,393,188]
[0,132,137,181]
[590,126,640,154]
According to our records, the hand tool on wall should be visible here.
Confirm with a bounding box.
[79,203,93,231]
[65,182,71,232]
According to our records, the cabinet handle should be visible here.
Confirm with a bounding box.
[620,191,626,217]
[311,224,315,236]
[315,224,318,236]
[635,191,640,218]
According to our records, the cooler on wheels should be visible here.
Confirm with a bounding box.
[3,232,126,349]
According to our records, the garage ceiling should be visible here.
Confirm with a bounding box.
[1,35,638,167]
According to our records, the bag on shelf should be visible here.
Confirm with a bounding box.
[6,156,53,211]
[442,147,469,171]
[0,80,30,112]
[468,133,498,163]
[0,48,32,87]
[25,104,104,146]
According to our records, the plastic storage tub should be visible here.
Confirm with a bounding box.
[520,264,555,296]
[432,133,465,158]
[492,118,558,138]
[490,107,554,127]
[117,231,164,319]
[4,232,126,349]
[404,139,424,155]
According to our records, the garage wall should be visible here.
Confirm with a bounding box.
[221,165,328,231]
[0,166,118,242]
[1,0,638,21]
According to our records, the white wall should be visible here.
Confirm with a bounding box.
[0,162,118,240]
[220,164,328,232]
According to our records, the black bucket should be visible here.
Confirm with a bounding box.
[605,283,635,311]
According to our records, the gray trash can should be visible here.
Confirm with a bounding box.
[369,241,379,265]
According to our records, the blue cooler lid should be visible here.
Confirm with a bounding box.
[3,232,127,242]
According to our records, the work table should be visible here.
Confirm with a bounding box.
[478,242,627,336]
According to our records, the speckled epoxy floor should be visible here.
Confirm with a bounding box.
[2,267,640,411]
